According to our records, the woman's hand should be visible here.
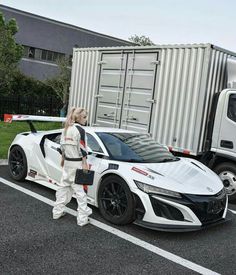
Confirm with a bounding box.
[82,159,89,170]
[61,157,64,167]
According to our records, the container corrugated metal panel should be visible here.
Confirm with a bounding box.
[151,45,236,155]
[69,44,236,155]
[69,49,100,126]
[151,46,210,155]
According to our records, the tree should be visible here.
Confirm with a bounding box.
[0,12,23,94]
[45,57,71,116]
[11,71,56,98]
[128,35,156,46]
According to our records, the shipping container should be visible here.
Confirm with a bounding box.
[69,44,236,201]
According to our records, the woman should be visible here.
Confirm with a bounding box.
[52,107,92,226]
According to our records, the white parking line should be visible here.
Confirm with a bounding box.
[229,209,236,214]
[0,177,222,275]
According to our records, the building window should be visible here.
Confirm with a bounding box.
[47,51,53,61]
[28,47,35,58]
[34,49,42,59]
[41,49,47,60]
[56,53,66,61]
[53,52,58,61]
[22,45,66,63]
[23,46,35,58]
[23,46,30,57]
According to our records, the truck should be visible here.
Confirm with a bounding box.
[69,43,236,202]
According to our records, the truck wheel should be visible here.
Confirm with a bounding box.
[98,175,135,225]
[213,163,236,203]
[8,146,28,181]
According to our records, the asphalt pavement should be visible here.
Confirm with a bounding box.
[0,159,7,165]
[0,165,236,275]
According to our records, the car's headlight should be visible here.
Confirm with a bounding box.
[134,180,182,198]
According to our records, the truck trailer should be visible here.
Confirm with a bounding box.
[69,43,236,202]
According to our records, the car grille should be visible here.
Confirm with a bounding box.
[184,189,227,224]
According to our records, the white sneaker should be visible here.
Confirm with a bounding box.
[77,218,90,227]
[53,212,66,220]
[87,209,92,216]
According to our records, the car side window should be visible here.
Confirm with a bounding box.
[53,134,61,144]
[227,94,236,122]
[45,133,61,144]
[87,133,103,153]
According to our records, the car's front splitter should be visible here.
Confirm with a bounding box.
[133,210,233,232]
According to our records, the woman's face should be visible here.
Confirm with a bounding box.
[79,111,88,125]
[75,110,87,125]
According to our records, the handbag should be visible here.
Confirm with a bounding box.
[75,169,94,185]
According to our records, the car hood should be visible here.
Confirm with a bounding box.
[129,158,223,195]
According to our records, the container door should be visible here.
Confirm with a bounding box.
[121,52,158,132]
[94,51,159,131]
[94,52,127,128]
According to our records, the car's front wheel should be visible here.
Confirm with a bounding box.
[8,146,28,181]
[214,162,236,203]
[98,175,135,225]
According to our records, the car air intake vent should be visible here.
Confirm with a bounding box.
[191,162,205,171]
[108,163,119,170]
[147,168,164,176]
[150,196,184,221]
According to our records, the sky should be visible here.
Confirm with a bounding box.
[1,0,236,52]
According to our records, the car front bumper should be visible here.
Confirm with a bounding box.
[134,210,232,232]
[133,188,230,231]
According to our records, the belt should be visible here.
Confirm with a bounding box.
[64,156,83,161]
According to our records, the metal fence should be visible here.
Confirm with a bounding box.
[0,95,63,120]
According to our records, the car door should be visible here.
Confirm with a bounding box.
[86,133,107,200]
[44,132,62,183]
[217,91,236,155]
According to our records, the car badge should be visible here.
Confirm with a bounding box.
[207,187,214,192]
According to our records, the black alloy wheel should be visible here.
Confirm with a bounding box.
[9,146,28,181]
[98,175,135,225]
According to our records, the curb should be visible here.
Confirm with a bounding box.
[0,159,8,165]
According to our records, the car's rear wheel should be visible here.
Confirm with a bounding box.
[9,146,28,181]
[98,175,135,225]
[214,162,236,203]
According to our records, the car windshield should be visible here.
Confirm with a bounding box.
[96,132,177,163]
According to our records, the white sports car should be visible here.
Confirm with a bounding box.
[6,115,231,231]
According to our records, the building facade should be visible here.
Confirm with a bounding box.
[0,5,133,80]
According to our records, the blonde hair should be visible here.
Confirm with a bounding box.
[64,107,87,133]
